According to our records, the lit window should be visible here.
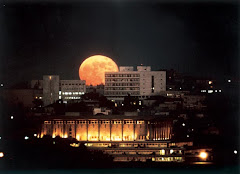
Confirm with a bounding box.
[208,90,213,93]
[160,149,165,155]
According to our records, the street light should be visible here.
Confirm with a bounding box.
[234,150,237,154]
[199,152,208,160]
[0,152,4,158]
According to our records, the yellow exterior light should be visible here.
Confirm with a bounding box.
[199,152,208,159]
[0,152,4,158]
[208,81,212,85]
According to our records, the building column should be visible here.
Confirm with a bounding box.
[122,120,124,141]
[110,120,112,141]
[74,121,77,139]
[133,120,135,141]
[98,121,100,141]
[86,120,88,141]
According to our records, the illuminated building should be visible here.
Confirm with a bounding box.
[104,66,166,103]
[39,115,212,163]
[40,116,173,141]
[60,80,86,101]
[40,115,177,162]
[33,76,86,106]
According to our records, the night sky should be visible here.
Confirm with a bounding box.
[0,1,238,86]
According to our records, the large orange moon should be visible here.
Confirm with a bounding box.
[79,55,119,86]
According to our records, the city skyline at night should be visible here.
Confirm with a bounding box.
[0,0,239,172]
[0,1,238,87]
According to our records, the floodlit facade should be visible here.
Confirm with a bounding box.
[39,115,212,163]
[104,66,166,103]
[40,116,173,141]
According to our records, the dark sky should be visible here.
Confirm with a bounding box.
[0,1,239,86]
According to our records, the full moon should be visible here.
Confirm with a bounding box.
[79,55,119,86]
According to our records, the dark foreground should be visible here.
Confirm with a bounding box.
[0,166,239,174]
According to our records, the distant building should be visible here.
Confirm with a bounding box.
[60,80,86,101]
[0,88,42,108]
[183,95,206,110]
[33,75,86,106]
[104,66,166,103]
[31,80,43,89]
[93,107,112,115]
[43,75,60,106]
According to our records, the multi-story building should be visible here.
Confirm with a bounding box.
[104,66,166,103]
[43,75,60,106]
[60,80,86,101]
[32,75,86,106]
[40,115,173,141]
[39,115,212,163]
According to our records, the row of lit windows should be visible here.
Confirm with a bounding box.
[64,97,81,99]
[105,79,140,82]
[201,89,221,93]
[105,74,140,77]
[105,87,140,91]
[105,83,140,87]
[62,92,85,95]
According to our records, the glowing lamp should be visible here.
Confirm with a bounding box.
[0,152,4,158]
[199,152,208,159]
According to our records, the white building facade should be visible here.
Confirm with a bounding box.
[36,76,86,106]
[60,80,86,101]
[104,66,166,103]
